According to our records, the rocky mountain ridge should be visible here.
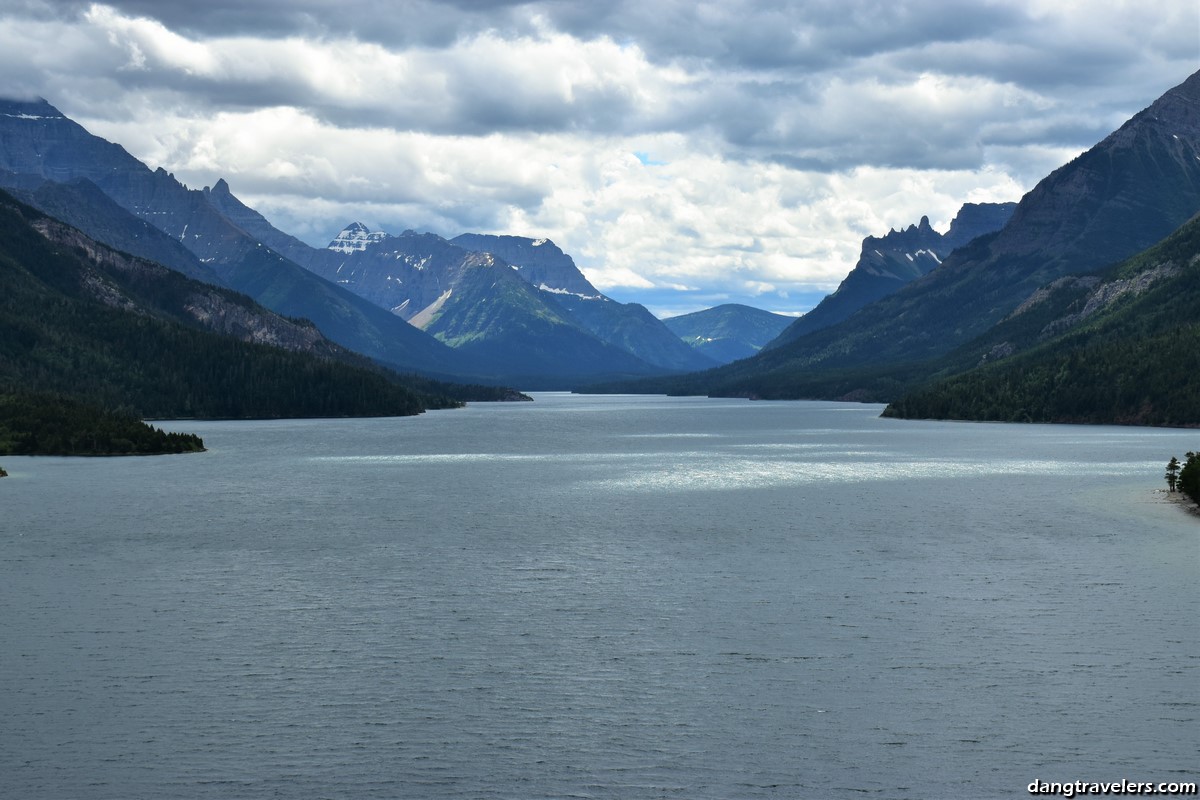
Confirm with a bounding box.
[771,202,1016,345]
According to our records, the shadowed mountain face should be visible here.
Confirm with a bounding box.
[644,69,1200,401]
[770,203,1016,346]
[0,99,473,377]
[2,177,226,286]
[662,304,794,364]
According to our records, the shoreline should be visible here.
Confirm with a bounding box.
[1158,489,1200,518]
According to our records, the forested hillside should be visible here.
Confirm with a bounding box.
[0,192,480,454]
[883,214,1200,426]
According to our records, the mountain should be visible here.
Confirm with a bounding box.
[662,304,794,364]
[450,233,598,296]
[0,98,475,378]
[883,211,1200,426]
[450,233,717,372]
[771,203,1016,344]
[622,69,1200,402]
[294,227,664,385]
[0,189,466,419]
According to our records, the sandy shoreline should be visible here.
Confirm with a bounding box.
[1157,489,1200,518]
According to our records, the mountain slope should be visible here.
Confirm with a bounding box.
[452,233,717,372]
[0,98,473,377]
[3,175,225,285]
[883,212,1200,426]
[663,304,794,363]
[0,190,459,418]
[771,203,1015,344]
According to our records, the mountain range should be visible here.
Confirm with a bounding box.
[602,69,1200,422]
[4,69,1199,428]
[167,169,716,382]
[0,99,474,378]
[770,202,1016,345]
[0,99,715,387]
[0,188,505,422]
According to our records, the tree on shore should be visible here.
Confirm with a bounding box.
[1166,456,1181,492]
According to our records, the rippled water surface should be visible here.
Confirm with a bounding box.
[2,394,1196,798]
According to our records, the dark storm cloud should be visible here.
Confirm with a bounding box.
[16,0,1196,169]
[37,0,533,45]
[537,0,1028,70]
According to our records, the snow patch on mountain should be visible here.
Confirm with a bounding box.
[538,283,603,300]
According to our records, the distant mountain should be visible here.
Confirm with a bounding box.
[618,69,1200,402]
[883,211,1200,426]
[451,233,599,296]
[770,203,1015,345]
[329,221,388,253]
[0,99,474,378]
[293,227,665,385]
[0,189,462,419]
[662,304,793,364]
[451,233,717,372]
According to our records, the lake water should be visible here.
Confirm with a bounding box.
[1,393,1196,799]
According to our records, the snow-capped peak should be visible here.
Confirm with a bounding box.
[328,222,388,254]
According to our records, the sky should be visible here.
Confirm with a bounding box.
[1,1,1197,317]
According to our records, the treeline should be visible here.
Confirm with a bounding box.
[883,324,1200,426]
[0,296,455,419]
[0,391,204,455]
[1166,452,1200,506]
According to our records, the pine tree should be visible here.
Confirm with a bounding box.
[1166,456,1181,492]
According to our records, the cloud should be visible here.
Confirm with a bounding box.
[0,0,1196,315]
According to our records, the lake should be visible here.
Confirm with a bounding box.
[1,393,1196,798]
